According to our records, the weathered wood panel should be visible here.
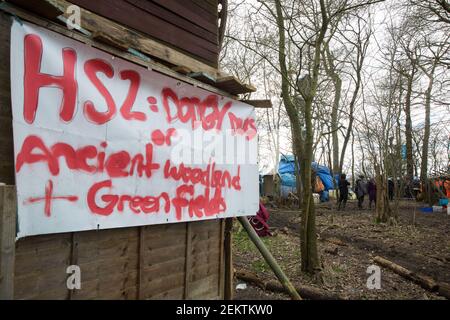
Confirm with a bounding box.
[14,233,71,299]
[187,220,222,299]
[0,13,14,185]
[12,218,224,300]
[141,223,187,299]
[0,186,17,299]
[69,0,219,67]
[70,228,140,300]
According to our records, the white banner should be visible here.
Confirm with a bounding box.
[10,21,259,238]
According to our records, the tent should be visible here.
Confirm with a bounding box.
[278,155,336,199]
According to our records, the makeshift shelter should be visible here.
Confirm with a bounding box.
[278,155,335,200]
[259,173,280,198]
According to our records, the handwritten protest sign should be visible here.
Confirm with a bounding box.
[10,21,259,238]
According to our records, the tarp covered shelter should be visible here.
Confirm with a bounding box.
[278,155,335,199]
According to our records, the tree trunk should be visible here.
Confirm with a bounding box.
[331,78,341,174]
[322,44,342,174]
[404,69,415,180]
[299,147,319,273]
[420,76,433,182]
[273,0,324,274]
[375,164,392,223]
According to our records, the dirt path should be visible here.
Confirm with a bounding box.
[233,200,450,300]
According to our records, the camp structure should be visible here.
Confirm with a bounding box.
[0,0,263,300]
[278,155,335,201]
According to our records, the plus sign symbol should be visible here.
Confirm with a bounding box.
[24,179,79,217]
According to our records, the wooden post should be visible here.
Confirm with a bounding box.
[223,218,234,300]
[183,222,192,299]
[137,226,144,300]
[0,185,17,300]
[218,219,225,299]
[67,232,79,300]
[237,216,302,300]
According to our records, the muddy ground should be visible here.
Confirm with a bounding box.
[233,200,450,300]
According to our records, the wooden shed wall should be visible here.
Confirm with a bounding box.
[0,11,227,300]
[68,0,219,67]
[0,12,14,186]
[12,220,223,299]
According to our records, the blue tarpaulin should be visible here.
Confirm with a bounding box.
[278,155,335,192]
[312,163,334,190]
[279,155,296,175]
[280,172,296,187]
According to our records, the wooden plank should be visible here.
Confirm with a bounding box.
[142,257,185,275]
[14,233,71,254]
[223,218,233,300]
[0,185,16,299]
[240,99,273,109]
[147,286,183,300]
[172,65,192,75]
[151,0,218,33]
[0,11,14,186]
[184,222,192,299]
[191,0,218,16]
[190,261,221,282]
[48,0,220,74]
[91,31,129,51]
[218,219,225,299]
[126,0,217,43]
[188,273,220,299]
[66,0,219,65]
[145,244,186,265]
[142,271,185,298]
[76,257,138,282]
[70,227,139,300]
[14,230,71,299]
[14,268,69,299]
[189,72,217,86]
[15,248,70,276]
[6,0,63,19]
[137,226,144,299]
[68,232,78,299]
[144,223,186,242]
[72,271,138,299]
[0,2,239,100]
[191,243,221,257]
[76,237,139,260]
[190,219,221,232]
[216,76,257,95]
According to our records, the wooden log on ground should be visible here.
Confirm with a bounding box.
[438,282,450,300]
[323,237,347,247]
[235,270,342,300]
[373,256,438,292]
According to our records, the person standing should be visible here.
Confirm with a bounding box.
[388,178,394,201]
[355,175,367,209]
[338,174,350,210]
[368,178,377,209]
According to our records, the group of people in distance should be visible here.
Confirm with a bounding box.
[337,174,394,210]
